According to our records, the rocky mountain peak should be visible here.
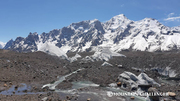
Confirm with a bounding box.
[104,14,133,31]
[112,14,127,20]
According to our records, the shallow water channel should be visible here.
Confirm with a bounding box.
[0,68,148,101]
[0,83,43,95]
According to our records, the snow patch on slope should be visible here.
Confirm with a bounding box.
[69,54,81,63]
[81,47,126,62]
[101,62,113,66]
[81,56,94,63]
[81,41,92,52]
[38,42,68,59]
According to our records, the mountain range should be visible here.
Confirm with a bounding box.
[2,14,180,56]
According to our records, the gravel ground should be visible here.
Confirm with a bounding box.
[0,49,180,100]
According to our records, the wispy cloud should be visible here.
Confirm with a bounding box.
[164,13,180,22]
[168,13,174,17]
[164,16,180,21]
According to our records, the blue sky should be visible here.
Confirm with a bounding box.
[0,0,180,43]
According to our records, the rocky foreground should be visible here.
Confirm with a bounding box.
[0,49,180,101]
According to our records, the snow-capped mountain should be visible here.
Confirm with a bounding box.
[4,14,180,56]
[0,41,6,49]
[171,26,180,31]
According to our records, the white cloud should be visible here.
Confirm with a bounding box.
[164,16,180,21]
[164,13,180,22]
[168,13,174,17]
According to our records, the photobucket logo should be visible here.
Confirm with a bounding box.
[107,91,138,97]
[106,91,169,97]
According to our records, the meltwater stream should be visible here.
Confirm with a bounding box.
[42,68,84,90]
[41,68,148,101]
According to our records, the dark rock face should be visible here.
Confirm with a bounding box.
[3,39,13,49]
[9,33,39,52]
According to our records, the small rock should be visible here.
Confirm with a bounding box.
[74,97,78,100]
[47,92,52,96]
[66,96,70,100]
[15,85,18,90]
[131,87,137,91]
[33,86,37,90]
[9,82,12,85]
[13,91,15,94]
[115,78,119,82]
[41,97,48,101]
[109,83,117,87]
[161,83,165,86]
[4,84,7,87]
[168,92,176,97]
[118,65,123,68]
[122,83,127,88]
[23,89,28,93]
[117,82,121,87]
[38,93,43,98]
[87,98,91,101]
[130,96,135,100]
[48,98,52,101]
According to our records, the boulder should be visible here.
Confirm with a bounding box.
[168,92,176,97]
[87,98,91,101]
[161,83,165,86]
[117,64,123,68]
[130,96,135,100]
[14,85,18,90]
[41,97,48,101]
[118,71,160,91]
[117,82,121,87]
[122,83,127,88]
[3,84,7,87]
[9,82,12,85]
